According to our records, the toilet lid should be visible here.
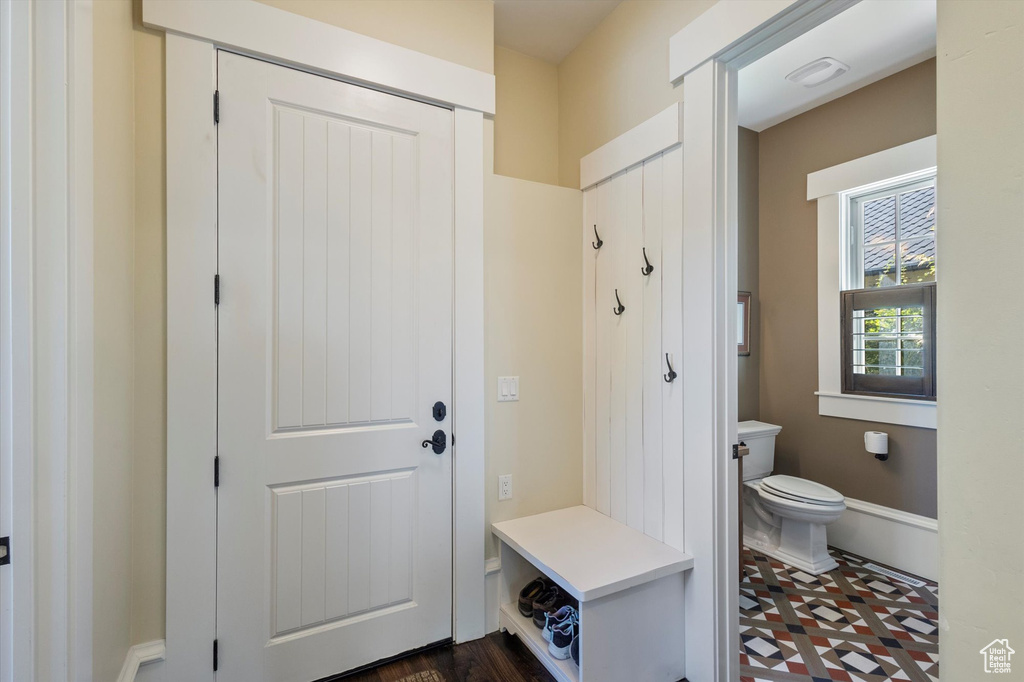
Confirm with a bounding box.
[761,475,844,505]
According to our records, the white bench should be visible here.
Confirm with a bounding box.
[492,506,694,682]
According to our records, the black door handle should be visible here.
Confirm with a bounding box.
[421,430,446,454]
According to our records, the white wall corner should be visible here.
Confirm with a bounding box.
[828,498,938,581]
[116,641,166,682]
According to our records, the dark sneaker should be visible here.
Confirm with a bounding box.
[548,618,576,660]
[542,605,577,643]
[517,578,546,618]
[532,585,561,629]
[570,634,579,666]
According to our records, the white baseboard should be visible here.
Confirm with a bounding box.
[117,640,165,682]
[828,497,938,581]
[485,557,502,634]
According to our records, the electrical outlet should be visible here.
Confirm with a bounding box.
[498,474,513,501]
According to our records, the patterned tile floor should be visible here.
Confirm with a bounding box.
[740,546,939,682]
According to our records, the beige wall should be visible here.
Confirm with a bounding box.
[738,127,759,422]
[254,0,495,73]
[556,0,715,188]
[494,46,559,185]
[93,2,136,679]
[936,1,1024,676]
[758,60,938,517]
[484,174,583,557]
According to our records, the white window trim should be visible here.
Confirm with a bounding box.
[809,135,937,429]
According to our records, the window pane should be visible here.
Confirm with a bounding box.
[899,186,936,239]
[900,238,936,284]
[864,244,897,287]
[863,195,896,245]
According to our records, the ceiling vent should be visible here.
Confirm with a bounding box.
[785,57,850,88]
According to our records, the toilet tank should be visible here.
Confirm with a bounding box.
[738,420,782,481]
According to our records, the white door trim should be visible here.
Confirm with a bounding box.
[578,103,681,190]
[142,0,495,116]
[670,1,857,679]
[164,7,490,678]
[0,0,94,679]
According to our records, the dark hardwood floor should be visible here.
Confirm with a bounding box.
[340,632,556,682]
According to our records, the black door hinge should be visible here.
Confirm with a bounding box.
[214,274,220,306]
[214,455,220,488]
[214,90,220,124]
[0,537,9,566]
[213,639,218,671]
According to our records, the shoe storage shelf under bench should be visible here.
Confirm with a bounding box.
[492,506,694,682]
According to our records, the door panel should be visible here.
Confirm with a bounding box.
[217,51,453,682]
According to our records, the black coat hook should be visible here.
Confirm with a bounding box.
[641,247,654,276]
[592,225,603,250]
[663,353,677,383]
[613,289,625,315]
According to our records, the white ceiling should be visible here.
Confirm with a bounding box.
[738,0,936,132]
[495,0,623,65]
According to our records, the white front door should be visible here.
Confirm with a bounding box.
[216,51,454,682]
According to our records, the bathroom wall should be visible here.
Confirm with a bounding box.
[758,59,937,518]
[738,127,760,422]
[494,46,560,185]
[936,1,1024,676]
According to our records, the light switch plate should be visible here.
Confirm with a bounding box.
[497,376,519,402]
[498,474,513,501]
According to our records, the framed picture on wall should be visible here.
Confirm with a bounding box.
[738,292,751,356]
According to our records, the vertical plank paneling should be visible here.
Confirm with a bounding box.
[608,171,627,524]
[594,179,612,516]
[661,146,685,552]
[347,481,371,613]
[326,123,351,425]
[642,155,665,541]
[390,136,414,421]
[324,484,350,620]
[300,488,326,625]
[302,117,328,426]
[624,166,645,532]
[276,110,304,428]
[275,490,303,632]
[348,128,373,423]
[370,132,394,421]
[368,478,392,608]
[582,187,598,510]
[389,474,413,602]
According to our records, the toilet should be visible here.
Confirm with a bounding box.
[739,420,846,575]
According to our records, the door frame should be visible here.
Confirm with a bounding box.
[668,1,861,679]
[152,1,494,679]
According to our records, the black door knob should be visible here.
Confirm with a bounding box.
[421,430,446,454]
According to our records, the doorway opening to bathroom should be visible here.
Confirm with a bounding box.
[734,2,939,679]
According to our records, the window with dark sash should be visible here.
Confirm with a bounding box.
[841,176,936,400]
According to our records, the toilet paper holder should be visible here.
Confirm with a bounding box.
[865,431,889,461]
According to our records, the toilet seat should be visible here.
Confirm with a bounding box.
[761,475,844,506]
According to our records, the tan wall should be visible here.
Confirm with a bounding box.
[758,60,938,517]
[936,1,1024,676]
[93,2,136,679]
[738,127,759,422]
[494,46,559,185]
[254,0,494,73]
[556,0,715,188]
[484,174,583,557]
